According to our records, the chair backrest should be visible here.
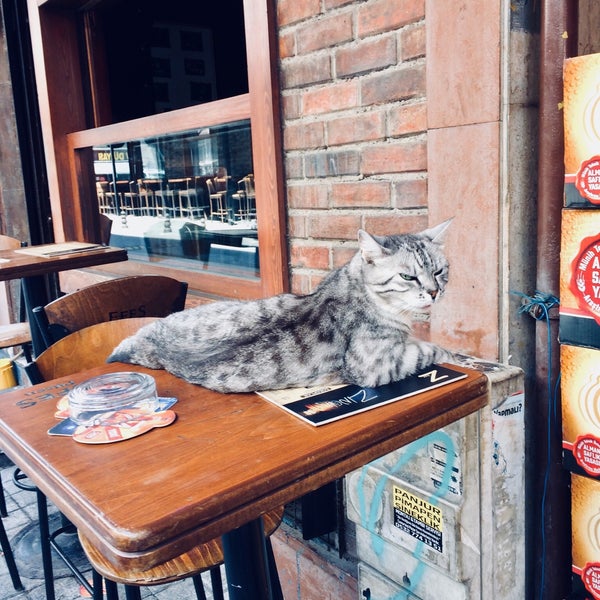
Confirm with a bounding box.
[206,178,215,195]
[0,235,22,251]
[33,275,187,348]
[0,235,24,326]
[214,177,228,193]
[25,317,157,384]
[244,174,255,196]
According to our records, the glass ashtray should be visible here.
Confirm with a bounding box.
[68,372,158,426]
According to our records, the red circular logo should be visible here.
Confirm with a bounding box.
[576,156,600,204]
[574,435,600,476]
[570,233,600,324]
[583,563,600,599]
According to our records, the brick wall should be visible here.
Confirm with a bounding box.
[277,0,429,295]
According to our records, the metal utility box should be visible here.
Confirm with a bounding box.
[346,360,525,600]
[358,562,420,600]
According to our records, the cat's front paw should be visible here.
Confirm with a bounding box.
[415,341,453,367]
[432,345,458,365]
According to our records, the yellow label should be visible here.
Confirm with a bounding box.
[393,485,443,532]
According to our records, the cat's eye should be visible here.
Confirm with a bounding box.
[434,269,444,276]
[399,273,417,281]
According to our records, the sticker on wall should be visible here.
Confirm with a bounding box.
[576,156,600,204]
[428,440,462,496]
[392,485,443,553]
[570,232,600,325]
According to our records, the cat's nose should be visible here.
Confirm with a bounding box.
[429,289,438,300]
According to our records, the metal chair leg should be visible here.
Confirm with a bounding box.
[266,537,283,600]
[0,474,7,517]
[192,573,208,600]
[210,566,225,600]
[92,569,104,600]
[124,585,142,600]
[0,510,23,590]
[105,578,119,600]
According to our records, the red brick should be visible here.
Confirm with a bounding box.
[336,35,397,78]
[271,529,357,600]
[290,272,313,295]
[284,155,303,179]
[277,0,321,27]
[388,101,427,137]
[297,12,353,54]
[324,0,355,9]
[302,80,359,115]
[279,31,295,59]
[392,177,428,208]
[401,23,426,60]
[290,244,331,269]
[282,55,332,89]
[333,245,358,267]
[282,92,302,119]
[304,150,361,177]
[363,213,428,235]
[327,111,385,146]
[308,213,362,239]
[290,269,329,294]
[331,180,391,208]
[362,138,427,174]
[362,64,425,106]
[357,0,425,37]
[307,271,328,291]
[284,120,326,151]
[287,183,329,209]
[287,214,307,238]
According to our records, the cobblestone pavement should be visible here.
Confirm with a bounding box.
[0,454,228,600]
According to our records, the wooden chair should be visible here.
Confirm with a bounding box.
[25,318,284,600]
[96,181,118,215]
[231,174,256,221]
[207,177,229,222]
[0,235,32,362]
[32,274,188,351]
[169,177,207,219]
[24,317,159,384]
[140,179,169,217]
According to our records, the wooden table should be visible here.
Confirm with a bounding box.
[0,362,488,599]
[0,242,127,354]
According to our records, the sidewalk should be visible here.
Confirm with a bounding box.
[0,452,227,599]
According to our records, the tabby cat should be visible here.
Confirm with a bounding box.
[108,220,453,393]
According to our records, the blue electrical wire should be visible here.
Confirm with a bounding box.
[512,290,560,600]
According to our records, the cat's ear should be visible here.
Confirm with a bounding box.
[358,229,388,263]
[421,218,453,244]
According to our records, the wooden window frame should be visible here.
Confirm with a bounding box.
[26,0,288,299]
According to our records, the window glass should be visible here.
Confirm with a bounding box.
[96,0,248,122]
[88,120,259,280]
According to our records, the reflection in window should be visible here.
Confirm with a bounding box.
[91,120,259,279]
[98,0,248,122]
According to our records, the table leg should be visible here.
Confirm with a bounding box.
[21,275,53,356]
[222,517,275,600]
[36,490,55,600]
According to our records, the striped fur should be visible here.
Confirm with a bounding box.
[108,221,452,392]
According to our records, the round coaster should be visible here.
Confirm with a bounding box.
[72,409,176,444]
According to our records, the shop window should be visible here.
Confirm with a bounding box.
[30,0,286,299]
[85,121,260,280]
[94,0,248,121]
